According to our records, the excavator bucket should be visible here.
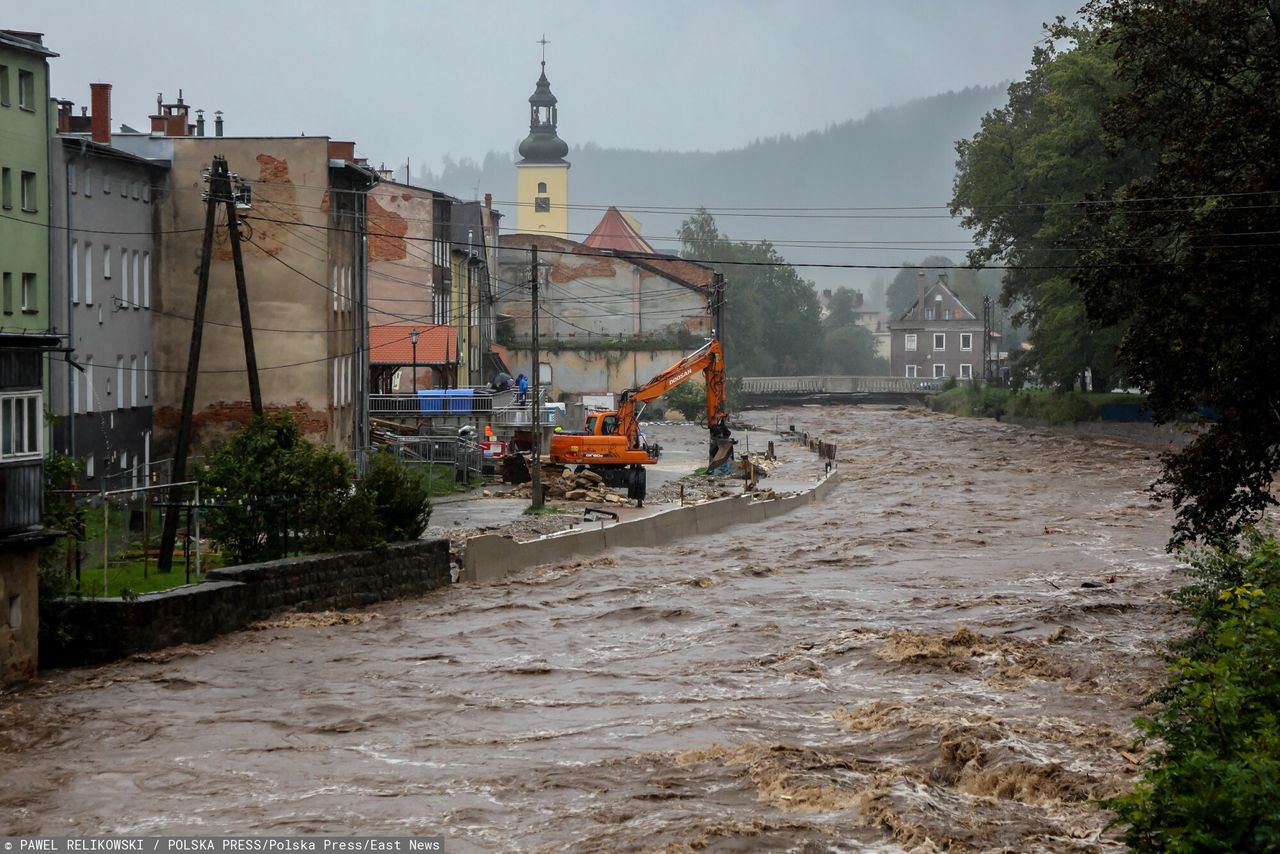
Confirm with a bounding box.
[708,436,736,473]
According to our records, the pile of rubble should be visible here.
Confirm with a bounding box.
[505,468,632,505]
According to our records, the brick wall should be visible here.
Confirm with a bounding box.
[40,539,451,668]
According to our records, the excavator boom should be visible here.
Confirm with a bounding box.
[548,337,731,500]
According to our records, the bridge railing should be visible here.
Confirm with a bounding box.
[739,376,939,394]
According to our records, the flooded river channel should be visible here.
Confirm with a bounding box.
[2,406,1184,851]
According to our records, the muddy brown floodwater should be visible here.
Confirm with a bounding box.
[1,406,1185,852]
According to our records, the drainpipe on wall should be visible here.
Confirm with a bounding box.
[62,138,89,458]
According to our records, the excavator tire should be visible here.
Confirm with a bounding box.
[627,465,647,502]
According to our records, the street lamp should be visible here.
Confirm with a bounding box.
[409,327,419,394]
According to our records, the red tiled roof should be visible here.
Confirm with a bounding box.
[370,324,455,365]
[583,206,655,254]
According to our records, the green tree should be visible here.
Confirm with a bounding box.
[1109,533,1280,850]
[677,209,822,376]
[951,21,1144,391]
[820,324,886,375]
[824,286,862,328]
[1073,0,1280,545]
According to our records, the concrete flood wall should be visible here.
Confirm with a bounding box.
[41,540,451,667]
[464,472,839,584]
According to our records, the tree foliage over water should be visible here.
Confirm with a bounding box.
[1073,0,1280,547]
[954,2,1280,546]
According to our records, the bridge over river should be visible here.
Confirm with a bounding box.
[739,375,944,405]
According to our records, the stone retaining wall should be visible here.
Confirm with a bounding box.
[41,539,451,668]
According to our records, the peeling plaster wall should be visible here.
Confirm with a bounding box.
[367,182,434,328]
[153,138,353,454]
[496,236,712,396]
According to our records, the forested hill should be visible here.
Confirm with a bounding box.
[421,85,1007,297]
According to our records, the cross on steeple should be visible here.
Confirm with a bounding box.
[538,34,550,64]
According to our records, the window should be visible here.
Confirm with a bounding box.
[130,356,137,407]
[1,272,10,314]
[102,171,111,195]
[103,245,111,279]
[71,238,79,303]
[961,333,973,351]
[143,352,149,398]
[1,392,42,460]
[904,333,917,352]
[131,181,140,200]
[115,357,124,410]
[85,357,94,412]
[21,273,34,312]
[17,69,34,110]
[933,333,945,351]
[142,252,150,307]
[142,183,150,203]
[537,181,547,193]
[20,171,36,211]
[72,358,79,414]
[86,454,94,479]
[933,363,947,379]
[132,251,141,306]
[925,308,935,320]
[534,196,551,212]
[68,166,76,195]
[84,243,94,304]
[1,167,10,208]
[960,363,973,379]
[906,364,918,378]
[120,252,129,304]
[0,64,9,106]
[943,309,952,320]
[83,166,93,197]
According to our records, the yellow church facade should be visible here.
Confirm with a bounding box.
[515,60,570,238]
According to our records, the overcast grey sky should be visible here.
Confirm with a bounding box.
[18,0,1077,172]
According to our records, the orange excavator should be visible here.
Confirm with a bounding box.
[548,338,732,501]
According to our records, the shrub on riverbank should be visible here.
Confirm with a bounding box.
[928,385,1143,423]
[1109,532,1280,851]
[198,412,430,564]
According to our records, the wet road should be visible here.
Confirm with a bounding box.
[1,406,1183,851]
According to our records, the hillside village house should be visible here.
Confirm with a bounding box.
[889,272,985,381]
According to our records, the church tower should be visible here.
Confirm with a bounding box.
[516,56,570,237]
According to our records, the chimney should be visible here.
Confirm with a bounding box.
[484,192,492,209]
[89,83,112,144]
[56,99,73,133]
[214,111,223,137]
[916,270,927,320]
[195,109,205,136]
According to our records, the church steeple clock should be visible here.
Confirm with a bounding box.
[516,39,570,237]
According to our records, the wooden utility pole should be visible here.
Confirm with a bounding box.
[224,172,263,415]
[157,156,262,573]
[530,245,543,510]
